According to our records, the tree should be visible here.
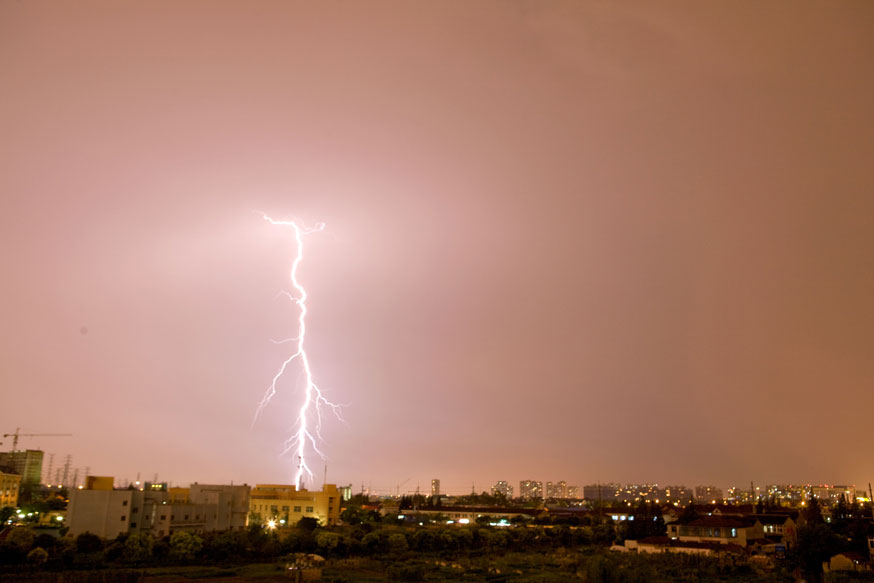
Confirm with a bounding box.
[169,531,203,560]
[123,532,154,562]
[296,516,320,532]
[802,497,824,525]
[76,532,103,554]
[6,527,35,553]
[794,523,842,583]
[387,533,408,553]
[315,531,341,554]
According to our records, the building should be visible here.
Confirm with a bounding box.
[626,537,743,556]
[67,476,251,539]
[546,481,568,499]
[567,485,580,499]
[663,485,691,503]
[413,506,539,524]
[583,483,619,503]
[188,483,250,531]
[431,479,440,497]
[694,486,723,502]
[249,484,340,526]
[519,480,543,500]
[0,470,21,508]
[0,450,44,485]
[811,485,856,504]
[666,515,765,548]
[491,481,513,498]
[67,477,144,539]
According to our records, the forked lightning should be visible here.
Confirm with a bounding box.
[255,214,342,488]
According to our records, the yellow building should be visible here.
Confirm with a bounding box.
[249,484,340,526]
[85,475,114,490]
[0,471,21,508]
[169,487,190,504]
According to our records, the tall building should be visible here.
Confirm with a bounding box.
[583,483,619,502]
[0,450,44,485]
[431,479,440,497]
[694,485,723,502]
[249,484,340,526]
[546,481,568,499]
[811,485,856,504]
[490,480,513,498]
[519,480,543,500]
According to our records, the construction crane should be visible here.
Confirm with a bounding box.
[2,428,72,451]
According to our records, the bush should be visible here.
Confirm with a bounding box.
[123,532,153,562]
[316,531,341,554]
[76,532,103,553]
[387,560,426,581]
[6,527,35,553]
[387,533,408,554]
[169,531,203,560]
[27,546,49,566]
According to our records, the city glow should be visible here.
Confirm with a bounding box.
[254,214,342,489]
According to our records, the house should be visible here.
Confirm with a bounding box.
[824,552,870,573]
[626,536,743,556]
[666,515,764,548]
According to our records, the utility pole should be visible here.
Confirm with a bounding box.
[45,453,55,485]
[62,455,72,488]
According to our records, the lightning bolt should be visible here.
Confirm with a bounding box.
[255,214,342,489]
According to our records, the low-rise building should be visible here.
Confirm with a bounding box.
[249,484,340,526]
[824,552,870,573]
[666,515,764,548]
[412,506,539,524]
[67,476,250,539]
[0,471,21,508]
[627,536,744,556]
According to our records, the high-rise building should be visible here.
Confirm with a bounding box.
[583,483,619,502]
[0,450,44,485]
[546,481,568,499]
[694,485,723,502]
[519,480,543,500]
[491,480,513,498]
[431,478,440,497]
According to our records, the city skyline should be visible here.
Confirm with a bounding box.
[2,2,873,490]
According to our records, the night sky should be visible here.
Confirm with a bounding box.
[2,1,873,494]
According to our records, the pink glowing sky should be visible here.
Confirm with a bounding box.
[2,1,873,494]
